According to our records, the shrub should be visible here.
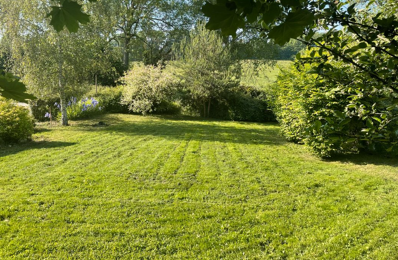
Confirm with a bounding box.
[87,86,129,113]
[155,101,181,115]
[29,98,60,122]
[0,98,34,143]
[121,64,178,115]
[65,97,103,120]
[202,86,275,122]
[227,86,275,122]
[270,48,398,157]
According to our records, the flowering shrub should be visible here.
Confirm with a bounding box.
[87,86,129,113]
[0,98,34,143]
[66,97,102,120]
[121,64,178,115]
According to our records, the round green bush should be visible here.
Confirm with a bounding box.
[0,99,34,143]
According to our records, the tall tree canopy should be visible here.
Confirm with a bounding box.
[172,22,240,117]
[0,0,116,125]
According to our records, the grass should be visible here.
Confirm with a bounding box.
[240,60,292,89]
[1,114,398,259]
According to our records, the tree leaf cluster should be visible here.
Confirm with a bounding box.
[270,46,398,157]
[48,0,97,33]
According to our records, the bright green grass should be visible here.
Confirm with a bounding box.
[1,114,398,259]
[260,60,292,83]
[241,60,292,89]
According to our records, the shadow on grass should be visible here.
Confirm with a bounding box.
[0,141,76,158]
[325,152,398,167]
[78,116,286,146]
[34,128,52,134]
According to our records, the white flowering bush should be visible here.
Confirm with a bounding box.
[121,64,178,115]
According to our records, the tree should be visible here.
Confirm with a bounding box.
[0,0,99,102]
[202,0,398,155]
[0,0,112,125]
[172,22,240,117]
[202,1,398,88]
[90,0,202,68]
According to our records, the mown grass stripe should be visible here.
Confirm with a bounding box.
[1,114,398,259]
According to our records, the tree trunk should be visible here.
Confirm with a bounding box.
[208,99,211,118]
[203,102,206,118]
[58,41,68,126]
[123,37,130,68]
[95,74,98,94]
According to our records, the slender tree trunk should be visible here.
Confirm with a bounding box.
[123,37,130,68]
[58,41,68,126]
[203,102,206,118]
[208,98,211,118]
[95,74,98,94]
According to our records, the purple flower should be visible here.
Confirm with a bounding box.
[44,112,51,118]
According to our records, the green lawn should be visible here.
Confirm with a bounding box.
[1,114,398,259]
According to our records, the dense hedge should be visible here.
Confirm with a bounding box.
[209,86,275,122]
[269,49,398,157]
[0,99,34,143]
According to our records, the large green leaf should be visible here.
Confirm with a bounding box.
[280,0,301,7]
[0,74,36,102]
[47,0,90,33]
[262,3,282,24]
[269,9,314,45]
[202,0,245,37]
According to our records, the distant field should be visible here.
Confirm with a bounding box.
[241,60,292,89]
[1,114,398,259]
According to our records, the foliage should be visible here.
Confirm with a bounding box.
[202,0,398,92]
[65,97,103,120]
[88,86,129,114]
[95,60,127,87]
[94,0,203,67]
[154,101,181,115]
[121,64,177,115]
[200,85,275,122]
[172,22,240,117]
[0,73,36,102]
[28,98,61,122]
[204,1,398,156]
[0,0,121,125]
[270,48,398,157]
[226,86,275,122]
[276,40,306,60]
[0,98,34,143]
[202,0,315,42]
[0,0,97,102]
[240,60,290,89]
[47,0,98,33]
